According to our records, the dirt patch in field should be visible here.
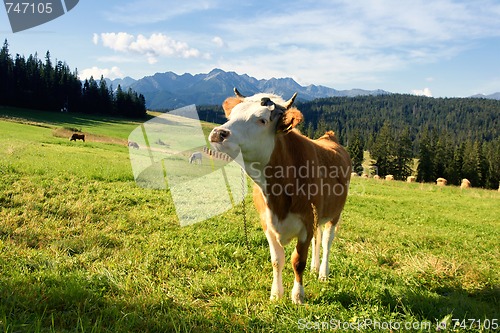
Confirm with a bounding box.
[53,127,128,146]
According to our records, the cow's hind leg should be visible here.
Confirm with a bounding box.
[319,217,340,281]
[291,238,312,304]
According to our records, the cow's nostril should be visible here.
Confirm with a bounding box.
[209,127,231,143]
[219,129,230,140]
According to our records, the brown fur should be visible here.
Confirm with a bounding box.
[222,97,243,118]
[70,133,85,142]
[253,129,351,224]
[277,107,303,133]
[253,126,351,290]
[220,92,351,302]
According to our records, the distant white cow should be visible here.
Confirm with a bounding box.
[189,152,202,164]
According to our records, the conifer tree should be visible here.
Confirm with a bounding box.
[347,131,364,175]
[417,130,434,182]
[0,39,13,104]
[393,127,413,180]
[370,121,394,177]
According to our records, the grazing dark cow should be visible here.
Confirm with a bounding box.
[128,141,139,149]
[70,133,85,142]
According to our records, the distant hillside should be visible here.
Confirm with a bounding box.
[470,92,500,100]
[108,69,391,110]
[197,93,500,189]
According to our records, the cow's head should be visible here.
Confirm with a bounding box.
[209,88,302,166]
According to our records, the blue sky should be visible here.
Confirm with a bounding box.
[2,0,500,97]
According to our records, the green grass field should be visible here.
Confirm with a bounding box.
[0,107,499,332]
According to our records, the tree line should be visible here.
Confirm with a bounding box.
[0,39,146,118]
[302,95,500,189]
[198,93,499,189]
[416,131,499,189]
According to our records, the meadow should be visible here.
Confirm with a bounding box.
[0,107,498,332]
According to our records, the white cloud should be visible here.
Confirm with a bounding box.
[212,36,226,48]
[80,66,124,80]
[92,33,99,45]
[213,0,500,87]
[411,88,433,97]
[96,32,207,64]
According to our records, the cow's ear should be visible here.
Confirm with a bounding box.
[277,107,303,134]
[222,97,243,118]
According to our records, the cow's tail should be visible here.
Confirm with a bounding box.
[311,202,318,238]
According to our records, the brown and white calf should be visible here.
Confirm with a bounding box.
[209,89,351,304]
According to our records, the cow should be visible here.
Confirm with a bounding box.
[189,152,202,164]
[407,176,416,183]
[128,141,139,149]
[209,89,351,304]
[373,175,381,180]
[460,178,471,189]
[70,133,85,142]
[385,175,394,181]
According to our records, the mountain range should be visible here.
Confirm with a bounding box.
[105,69,391,110]
[105,68,500,109]
[470,92,500,100]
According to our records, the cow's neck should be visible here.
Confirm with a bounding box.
[244,131,299,200]
[244,160,268,190]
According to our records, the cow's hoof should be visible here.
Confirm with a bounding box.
[291,281,305,305]
[318,275,328,282]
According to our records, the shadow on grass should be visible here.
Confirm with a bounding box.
[314,283,499,321]
[0,107,151,129]
[0,273,247,332]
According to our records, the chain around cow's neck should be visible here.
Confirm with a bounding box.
[241,167,250,251]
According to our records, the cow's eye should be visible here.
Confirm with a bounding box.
[258,118,268,125]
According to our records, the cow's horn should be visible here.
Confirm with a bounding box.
[284,92,298,109]
[234,88,245,98]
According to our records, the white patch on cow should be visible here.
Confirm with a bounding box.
[209,93,286,168]
[268,212,306,247]
[291,280,305,305]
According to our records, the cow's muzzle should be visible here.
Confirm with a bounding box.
[209,127,231,143]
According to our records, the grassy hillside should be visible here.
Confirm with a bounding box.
[0,108,499,332]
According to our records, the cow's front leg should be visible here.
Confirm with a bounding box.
[291,238,312,304]
[265,230,285,301]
